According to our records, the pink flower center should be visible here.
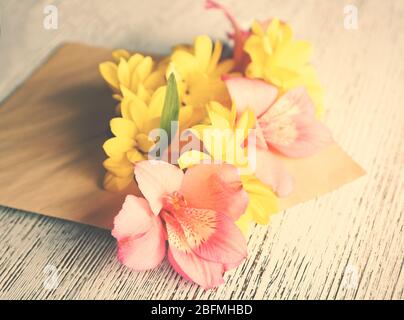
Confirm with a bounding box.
[162,191,187,213]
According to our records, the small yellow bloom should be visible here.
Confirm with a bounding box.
[178,102,278,232]
[244,19,324,116]
[167,35,235,123]
[99,50,165,104]
[103,87,194,191]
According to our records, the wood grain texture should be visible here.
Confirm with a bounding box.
[0,0,403,300]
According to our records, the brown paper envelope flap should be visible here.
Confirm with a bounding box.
[0,43,365,230]
[277,144,365,210]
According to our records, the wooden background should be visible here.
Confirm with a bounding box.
[0,0,402,300]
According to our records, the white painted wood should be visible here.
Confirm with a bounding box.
[0,0,402,299]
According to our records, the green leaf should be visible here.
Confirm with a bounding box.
[159,73,180,146]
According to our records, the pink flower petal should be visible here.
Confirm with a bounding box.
[224,76,278,117]
[259,87,333,158]
[116,219,166,271]
[166,248,194,283]
[112,195,153,241]
[112,195,166,271]
[275,86,316,117]
[253,146,294,197]
[180,163,248,220]
[175,207,247,265]
[168,247,225,289]
[269,116,333,158]
[134,160,184,215]
[164,211,225,289]
[223,262,241,271]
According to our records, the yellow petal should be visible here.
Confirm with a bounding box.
[136,83,151,102]
[275,40,312,70]
[120,84,137,100]
[187,106,208,126]
[207,40,223,74]
[279,22,293,42]
[251,20,265,36]
[236,108,256,143]
[267,18,281,48]
[208,101,232,124]
[241,175,278,224]
[172,44,193,53]
[125,96,149,132]
[148,86,166,118]
[177,150,212,169]
[264,65,299,87]
[120,97,132,121]
[136,56,153,82]
[235,211,253,237]
[117,58,131,88]
[127,149,145,163]
[194,35,213,72]
[99,62,119,90]
[213,59,235,76]
[112,93,122,101]
[128,53,144,70]
[136,133,155,153]
[245,61,265,79]
[103,157,133,178]
[262,36,273,55]
[112,49,130,62]
[244,35,266,70]
[144,71,165,91]
[103,172,133,192]
[103,137,135,159]
[130,72,139,92]
[110,117,137,139]
[207,102,231,130]
[142,116,161,134]
[170,50,198,76]
[179,105,194,129]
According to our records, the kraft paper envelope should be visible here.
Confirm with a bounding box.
[0,43,365,229]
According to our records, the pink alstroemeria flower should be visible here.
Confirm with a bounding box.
[112,160,249,289]
[225,77,333,158]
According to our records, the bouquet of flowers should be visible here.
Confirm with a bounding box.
[99,0,333,288]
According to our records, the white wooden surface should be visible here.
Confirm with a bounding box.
[0,0,403,300]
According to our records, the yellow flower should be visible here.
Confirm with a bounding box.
[167,35,235,123]
[244,19,324,116]
[178,102,278,234]
[103,87,194,191]
[99,50,165,104]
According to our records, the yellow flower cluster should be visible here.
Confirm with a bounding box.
[244,19,324,116]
